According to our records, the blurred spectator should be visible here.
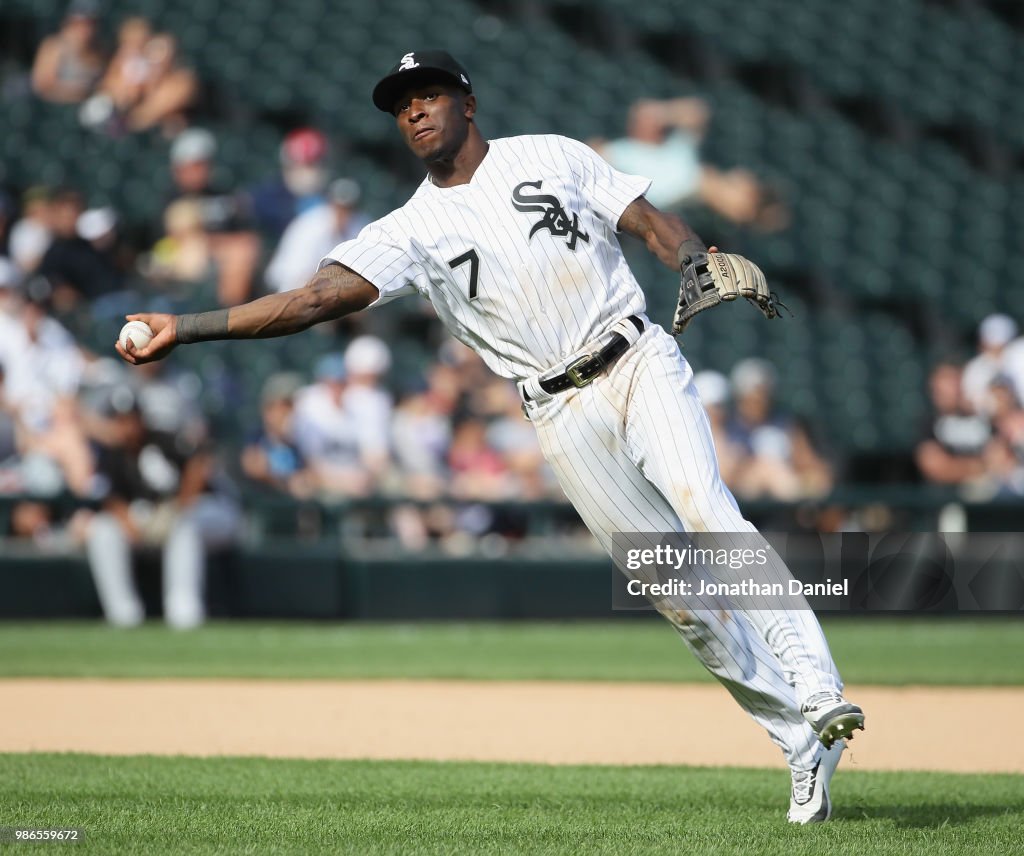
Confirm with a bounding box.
[979,435,1024,497]
[438,337,492,397]
[31,0,105,105]
[426,358,468,413]
[989,377,1024,454]
[0,290,93,496]
[133,359,206,442]
[915,361,989,484]
[77,390,240,628]
[962,313,1018,416]
[119,33,197,134]
[293,353,374,497]
[486,385,552,500]
[463,374,515,421]
[95,16,153,113]
[81,29,197,136]
[391,377,452,499]
[241,372,315,498]
[1001,329,1024,408]
[146,198,210,283]
[591,97,787,231]
[449,418,511,501]
[265,178,368,293]
[163,129,259,305]
[8,187,54,276]
[342,335,393,478]
[36,189,125,311]
[973,376,1024,498]
[692,369,745,488]
[726,359,833,500]
[247,128,331,239]
[75,353,206,459]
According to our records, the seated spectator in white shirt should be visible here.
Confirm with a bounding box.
[962,314,1018,417]
[265,178,368,294]
[726,359,833,500]
[293,345,391,498]
[341,335,393,480]
[0,288,93,496]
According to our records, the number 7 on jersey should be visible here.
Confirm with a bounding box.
[448,249,480,300]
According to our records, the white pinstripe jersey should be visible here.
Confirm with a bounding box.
[322,134,652,380]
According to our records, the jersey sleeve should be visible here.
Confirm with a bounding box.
[558,136,652,231]
[319,219,422,307]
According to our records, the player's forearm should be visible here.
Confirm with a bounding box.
[618,197,706,270]
[653,213,706,270]
[643,211,708,268]
[176,264,377,343]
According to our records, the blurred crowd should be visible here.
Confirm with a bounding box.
[917,314,1024,499]
[0,8,821,523]
[10,1,1015,626]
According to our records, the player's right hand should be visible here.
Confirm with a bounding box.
[115,313,178,365]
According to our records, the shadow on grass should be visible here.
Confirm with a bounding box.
[835,802,1024,829]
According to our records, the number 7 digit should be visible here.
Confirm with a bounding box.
[447,249,480,300]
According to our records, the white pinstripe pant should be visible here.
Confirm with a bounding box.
[522,321,842,771]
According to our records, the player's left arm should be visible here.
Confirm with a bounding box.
[618,195,778,334]
[617,196,710,269]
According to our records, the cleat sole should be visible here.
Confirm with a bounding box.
[818,713,866,749]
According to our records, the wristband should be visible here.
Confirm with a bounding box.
[176,309,230,344]
[677,237,708,269]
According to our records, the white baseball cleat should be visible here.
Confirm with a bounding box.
[787,740,845,824]
[800,691,865,749]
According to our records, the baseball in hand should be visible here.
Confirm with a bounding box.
[119,320,154,351]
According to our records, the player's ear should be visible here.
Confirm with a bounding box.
[463,93,477,120]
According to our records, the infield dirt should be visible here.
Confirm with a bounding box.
[3,679,1022,773]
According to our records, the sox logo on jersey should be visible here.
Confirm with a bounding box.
[511,180,590,250]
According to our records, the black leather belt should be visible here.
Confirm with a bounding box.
[524,316,644,401]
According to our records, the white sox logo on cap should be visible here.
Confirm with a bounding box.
[373,50,472,112]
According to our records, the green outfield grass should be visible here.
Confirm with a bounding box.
[2,753,1022,855]
[0,618,1021,685]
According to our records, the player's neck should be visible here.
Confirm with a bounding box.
[425,129,490,188]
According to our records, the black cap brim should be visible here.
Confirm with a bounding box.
[372,68,470,114]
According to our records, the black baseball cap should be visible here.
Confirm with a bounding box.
[372,50,472,114]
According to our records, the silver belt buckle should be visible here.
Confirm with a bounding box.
[566,353,602,388]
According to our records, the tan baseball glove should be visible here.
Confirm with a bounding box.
[672,242,781,336]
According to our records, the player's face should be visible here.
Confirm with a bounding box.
[393,83,473,164]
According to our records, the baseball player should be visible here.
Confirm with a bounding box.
[117,50,864,823]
